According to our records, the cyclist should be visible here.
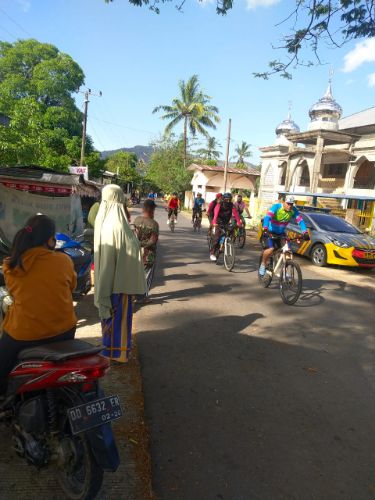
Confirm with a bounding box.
[207,193,222,226]
[234,194,251,227]
[259,195,310,277]
[192,192,205,224]
[167,192,180,225]
[210,192,242,261]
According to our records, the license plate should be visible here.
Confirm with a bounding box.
[68,395,122,435]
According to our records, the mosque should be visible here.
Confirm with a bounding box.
[258,79,375,232]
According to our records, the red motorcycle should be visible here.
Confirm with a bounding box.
[0,338,121,499]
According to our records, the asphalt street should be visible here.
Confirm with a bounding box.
[136,205,375,500]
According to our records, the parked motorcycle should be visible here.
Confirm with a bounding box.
[0,270,121,499]
[56,233,93,296]
[0,339,121,499]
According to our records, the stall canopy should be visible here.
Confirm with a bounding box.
[0,165,101,251]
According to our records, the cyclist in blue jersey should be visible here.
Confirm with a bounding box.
[192,192,205,223]
[259,195,310,277]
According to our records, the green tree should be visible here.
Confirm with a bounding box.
[235,141,252,167]
[0,39,95,170]
[106,1,374,78]
[146,137,193,194]
[253,1,375,79]
[196,137,221,161]
[153,75,220,168]
[106,151,140,185]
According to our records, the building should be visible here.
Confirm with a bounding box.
[258,81,375,232]
[188,163,260,203]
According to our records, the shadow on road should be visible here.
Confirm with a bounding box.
[138,308,375,500]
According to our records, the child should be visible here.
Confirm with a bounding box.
[133,200,159,301]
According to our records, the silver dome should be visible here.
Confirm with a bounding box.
[309,83,343,121]
[275,112,300,136]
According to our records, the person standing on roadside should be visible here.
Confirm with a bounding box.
[94,184,146,363]
[133,199,159,302]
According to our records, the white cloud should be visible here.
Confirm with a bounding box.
[15,0,31,12]
[368,73,375,87]
[343,38,375,72]
[198,0,214,6]
[246,0,280,9]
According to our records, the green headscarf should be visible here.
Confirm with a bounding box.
[94,184,146,319]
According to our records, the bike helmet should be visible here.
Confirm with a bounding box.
[215,193,222,199]
[196,192,202,197]
[285,195,295,204]
[223,192,232,200]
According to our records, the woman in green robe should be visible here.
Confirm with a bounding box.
[94,184,146,362]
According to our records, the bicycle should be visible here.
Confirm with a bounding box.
[192,210,202,233]
[232,217,247,249]
[258,235,303,305]
[165,208,178,233]
[169,212,176,232]
[211,224,236,271]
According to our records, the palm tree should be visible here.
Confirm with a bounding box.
[153,75,220,167]
[196,137,221,161]
[235,141,252,166]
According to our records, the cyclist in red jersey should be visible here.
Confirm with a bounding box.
[167,193,180,225]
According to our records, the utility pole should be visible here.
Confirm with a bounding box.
[80,88,102,166]
[223,118,232,193]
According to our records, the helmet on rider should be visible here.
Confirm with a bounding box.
[197,192,202,197]
[215,193,222,199]
[223,192,232,200]
[284,195,295,211]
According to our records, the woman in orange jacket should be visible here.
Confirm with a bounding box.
[0,214,77,395]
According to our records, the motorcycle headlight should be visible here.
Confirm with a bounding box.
[331,238,349,248]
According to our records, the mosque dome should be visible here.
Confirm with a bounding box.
[275,110,300,145]
[308,82,342,131]
[275,112,300,137]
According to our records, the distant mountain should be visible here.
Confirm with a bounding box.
[100,145,153,162]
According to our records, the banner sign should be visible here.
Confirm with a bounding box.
[69,166,88,180]
[1,181,71,195]
[0,184,73,246]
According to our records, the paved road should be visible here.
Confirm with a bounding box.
[136,206,375,500]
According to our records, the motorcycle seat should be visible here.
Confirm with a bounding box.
[18,339,102,362]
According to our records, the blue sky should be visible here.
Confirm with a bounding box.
[1,0,375,162]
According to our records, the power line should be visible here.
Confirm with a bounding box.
[0,24,18,40]
[0,7,33,37]
[87,117,106,152]
[89,114,155,136]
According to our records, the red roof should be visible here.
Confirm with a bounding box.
[188,163,260,176]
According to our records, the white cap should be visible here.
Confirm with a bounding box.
[285,195,295,204]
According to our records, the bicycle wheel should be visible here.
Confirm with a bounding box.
[207,228,213,249]
[258,254,273,288]
[224,237,235,271]
[279,260,302,305]
[170,217,175,232]
[237,227,246,249]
